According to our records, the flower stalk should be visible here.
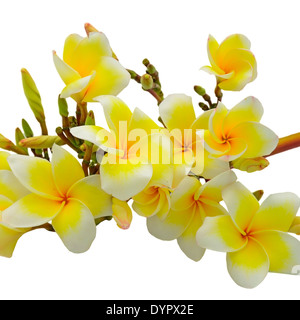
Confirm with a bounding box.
[267,133,300,157]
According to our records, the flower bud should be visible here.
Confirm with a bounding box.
[22,119,34,138]
[194,85,206,96]
[253,190,264,201]
[199,102,209,111]
[141,74,154,90]
[21,69,46,124]
[19,136,64,149]
[112,198,132,230]
[232,157,269,173]
[85,110,95,126]
[0,134,26,154]
[58,95,69,118]
[15,128,28,155]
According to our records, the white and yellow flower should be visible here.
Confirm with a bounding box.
[197,97,278,161]
[201,34,257,91]
[2,145,112,253]
[159,94,230,185]
[53,26,130,103]
[71,96,173,201]
[147,170,237,261]
[0,153,30,257]
[197,182,300,288]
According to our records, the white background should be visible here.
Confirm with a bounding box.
[0,0,300,300]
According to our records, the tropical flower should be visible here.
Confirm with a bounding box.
[0,155,30,257]
[159,94,230,185]
[201,34,257,91]
[2,145,113,253]
[53,28,130,103]
[197,97,278,161]
[71,96,172,201]
[132,151,174,219]
[147,170,237,261]
[197,182,300,288]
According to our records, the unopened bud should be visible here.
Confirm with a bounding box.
[141,74,154,90]
[0,134,26,154]
[253,190,264,201]
[0,134,15,151]
[199,102,209,111]
[112,198,132,230]
[95,216,113,226]
[142,58,150,67]
[58,95,69,118]
[68,116,77,128]
[22,119,34,138]
[194,85,206,96]
[15,128,25,145]
[147,64,157,75]
[85,110,95,126]
[232,157,269,173]
[21,69,46,124]
[15,128,28,155]
[19,136,64,149]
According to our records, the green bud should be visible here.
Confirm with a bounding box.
[215,85,223,101]
[15,128,28,155]
[142,58,150,67]
[19,136,65,149]
[68,116,77,128]
[21,68,46,124]
[147,64,157,75]
[194,85,206,96]
[58,95,69,117]
[199,102,209,111]
[0,134,27,154]
[253,190,264,201]
[0,134,15,150]
[95,216,113,226]
[22,119,34,138]
[141,74,154,90]
[15,128,26,145]
[127,69,138,79]
[85,110,95,126]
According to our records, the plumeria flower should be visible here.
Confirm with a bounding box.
[196,97,278,161]
[0,157,30,257]
[132,147,174,219]
[197,182,300,288]
[159,94,230,185]
[147,170,237,261]
[201,34,257,91]
[53,27,130,103]
[71,96,172,201]
[2,145,113,253]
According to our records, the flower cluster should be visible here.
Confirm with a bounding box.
[0,24,300,289]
